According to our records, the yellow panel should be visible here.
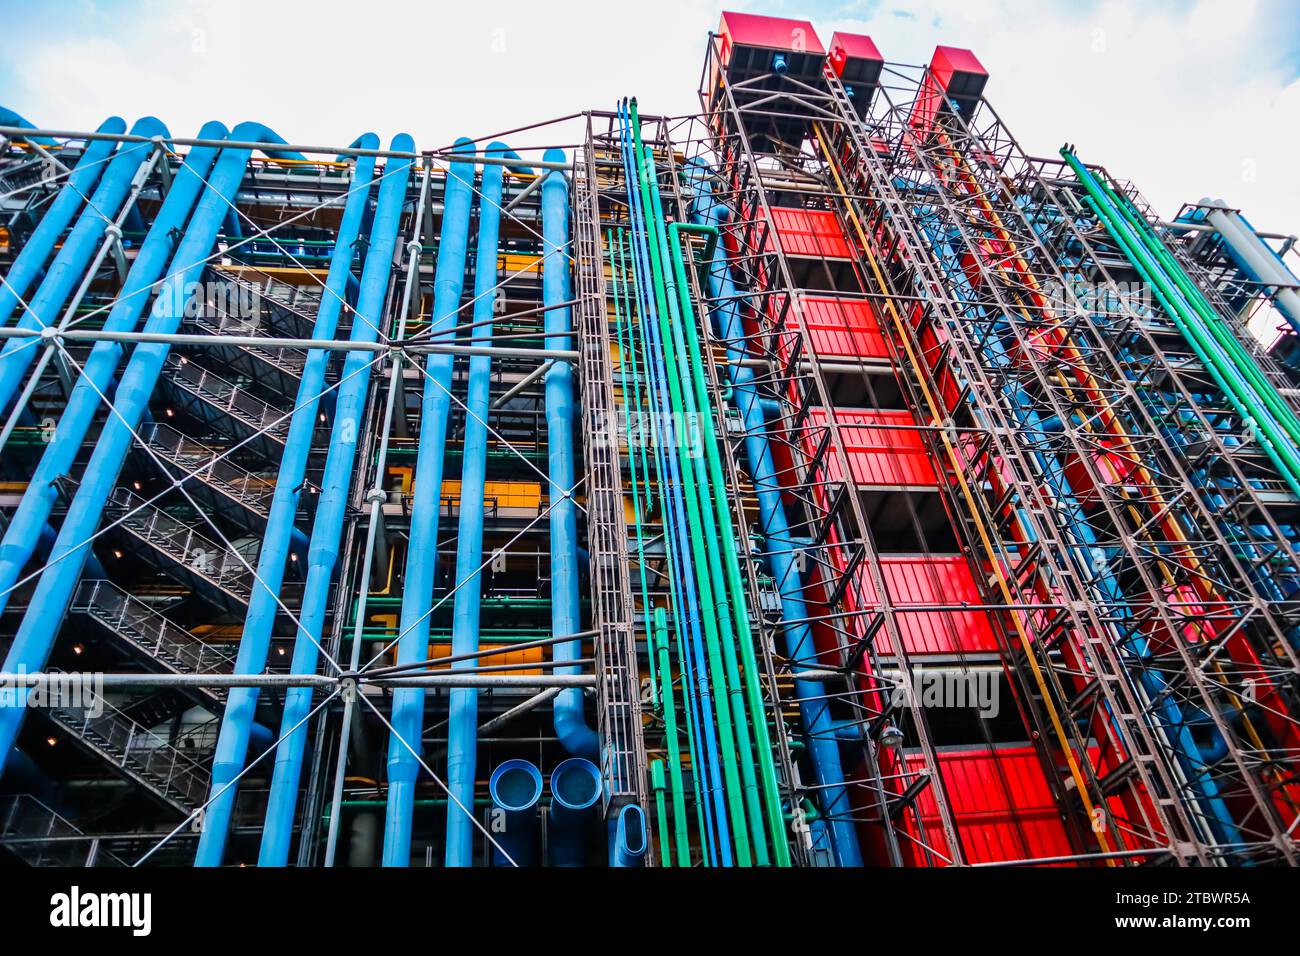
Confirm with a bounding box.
[425,642,543,675]
[441,480,541,510]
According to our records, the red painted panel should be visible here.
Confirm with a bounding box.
[911,45,989,133]
[719,11,824,55]
[803,407,938,488]
[769,207,852,259]
[931,45,989,97]
[799,296,890,360]
[908,746,1076,865]
[829,31,883,80]
[873,556,1000,655]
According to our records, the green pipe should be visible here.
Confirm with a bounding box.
[653,608,691,866]
[650,759,671,868]
[666,220,791,867]
[627,226,711,865]
[1099,174,1300,454]
[629,113,752,866]
[609,226,659,703]
[624,107,724,862]
[643,167,769,866]
[1091,190,1300,494]
[1062,151,1300,497]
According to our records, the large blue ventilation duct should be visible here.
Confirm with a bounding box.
[218,132,384,866]
[192,133,413,867]
[381,137,478,867]
[0,116,170,414]
[548,757,602,867]
[445,142,511,868]
[0,106,56,146]
[488,758,544,866]
[0,123,301,777]
[0,121,228,618]
[540,148,599,760]
[0,116,126,328]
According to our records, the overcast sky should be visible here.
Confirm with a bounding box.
[2,0,1298,232]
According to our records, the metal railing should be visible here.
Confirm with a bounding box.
[71,579,235,676]
[161,354,289,441]
[0,794,128,866]
[138,421,274,516]
[105,487,255,602]
[44,680,214,812]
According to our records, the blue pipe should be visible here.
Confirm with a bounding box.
[0,106,56,147]
[684,159,864,867]
[0,122,228,618]
[488,759,544,867]
[0,116,125,328]
[547,757,602,867]
[221,133,380,863]
[0,123,297,777]
[247,134,414,868]
[541,148,601,761]
[381,138,478,867]
[616,103,726,865]
[608,803,648,867]
[0,117,170,414]
[445,143,510,868]
[918,207,1240,847]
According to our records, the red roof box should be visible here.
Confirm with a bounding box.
[719,11,825,56]
[930,45,988,111]
[829,32,884,84]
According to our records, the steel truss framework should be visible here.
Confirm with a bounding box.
[695,31,1300,866]
[1,32,1298,868]
[0,118,629,868]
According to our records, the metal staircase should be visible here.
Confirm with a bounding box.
[71,579,234,708]
[158,353,289,459]
[184,312,307,394]
[0,794,129,866]
[136,421,274,531]
[41,678,213,815]
[104,487,255,612]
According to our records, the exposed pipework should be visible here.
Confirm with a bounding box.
[0,116,170,414]
[202,133,413,867]
[446,143,511,867]
[0,116,126,328]
[683,158,864,867]
[0,122,304,777]
[381,137,478,866]
[1199,199,1300,333]
[609,803,648,867]
[0,121,229,618]
[540,147,600,760]
[488,758,543,866]
[547,757,602,866]
[0,106,56,147]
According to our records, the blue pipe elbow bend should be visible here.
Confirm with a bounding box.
[541,146,599,760]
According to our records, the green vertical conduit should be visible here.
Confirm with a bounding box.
[1104,172,1300,456]
[628,108,753,865]
[642,154,770,866]
[1063,149,1300,497]
[620,150,712,860]
[666,220,790,867]
[609,225,689,866]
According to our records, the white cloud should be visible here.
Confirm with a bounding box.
[4,0,1297,234]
